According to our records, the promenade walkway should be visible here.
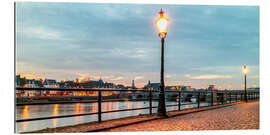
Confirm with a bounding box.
[29,101,259,133]
[105,101,259,131]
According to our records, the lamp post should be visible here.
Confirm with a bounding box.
[242,65,248,102]
[155,8,169,117]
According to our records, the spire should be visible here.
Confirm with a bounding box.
[99,72,102,80]
[132,80,135,89]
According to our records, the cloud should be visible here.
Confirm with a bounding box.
[111,76,124,81]
[248,75,259,79]
[15,3,259,89]
[17,24,64,40]
[188,74,233,79]
[165,74,176,78]
[134,76,144,81]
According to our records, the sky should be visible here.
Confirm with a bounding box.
[16,2,259,89]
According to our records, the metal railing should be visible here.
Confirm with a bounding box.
[16,87,259,123]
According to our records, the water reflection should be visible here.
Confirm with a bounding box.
[52,104,58,127]
[21,105,29,131]
[108,102,112,118]
[127,101,131,115]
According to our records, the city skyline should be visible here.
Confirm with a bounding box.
[16,3,259,89]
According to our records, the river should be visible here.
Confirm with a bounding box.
[16,101,210,133]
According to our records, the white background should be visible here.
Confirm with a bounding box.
[0,0,269,135]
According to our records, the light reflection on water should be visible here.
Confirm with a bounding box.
[21,106,29,131]
[16,101,209,133]
[52,104,58,127]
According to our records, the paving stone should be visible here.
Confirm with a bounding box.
[105,101,259,132]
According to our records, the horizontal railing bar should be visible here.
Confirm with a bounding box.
[102,106,159,114]
[16,112,99,122]
[16,87,258,93]
[102,107,150,114]
[181,103,197,105]
[17,98,208,106]
[165,104,178,107]
[16,87,159,92]
[16,98,153,106]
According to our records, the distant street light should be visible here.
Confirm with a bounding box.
[242,65,248,102]
[155,8,169,117]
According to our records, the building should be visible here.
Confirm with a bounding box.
[248,87,260,91]
[143,80,160,90]
[207,85,216,91]
[166,85,192,91]
[80,78,105,88]
[16,75,43,88]
[16,75,26,87]
[117,84,126,89]
[43,79,58,88]
[104,82,116,88]
[58,80,80,88]
[16,75,43,97]
[25,79,43,88]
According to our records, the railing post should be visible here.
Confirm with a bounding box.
[240,93,242,101]
[197,92,200,108]
[233,93,237,102]
[222,93,224,104]
[229,92,231,103]
[211,91,214,106]
[178,91,181,111]
[98,90,102,122]
[149,90,152,115]
[238,93,241,101]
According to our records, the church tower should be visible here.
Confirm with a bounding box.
[132,80,135,89]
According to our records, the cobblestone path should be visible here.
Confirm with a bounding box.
[105,101,259,131]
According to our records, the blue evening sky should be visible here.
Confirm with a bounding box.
[16,2,259,89]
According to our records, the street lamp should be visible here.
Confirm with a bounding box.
[242,65,248,102]
[155,8,169,117]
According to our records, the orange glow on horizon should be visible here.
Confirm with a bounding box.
[17,73,43,80]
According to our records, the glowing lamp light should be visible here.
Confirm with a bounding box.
[155,9,169,38]
[242,65,248,75]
